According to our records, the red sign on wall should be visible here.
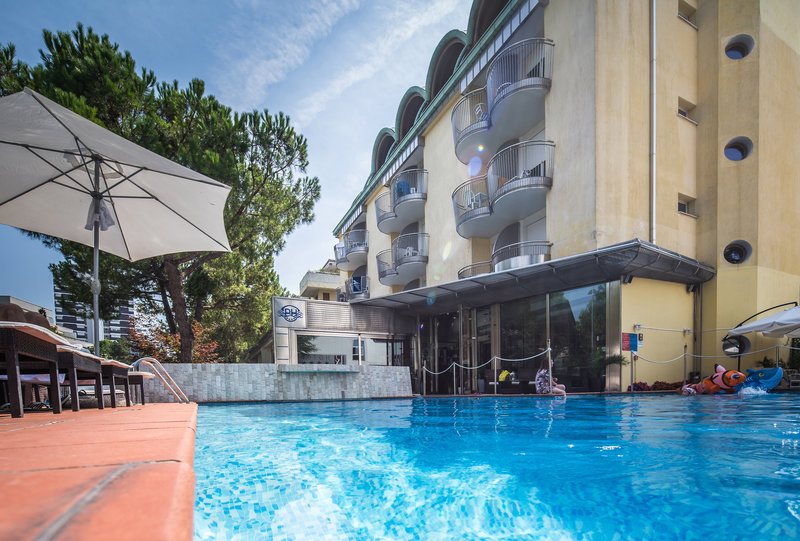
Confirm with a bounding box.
[622,333,631,351]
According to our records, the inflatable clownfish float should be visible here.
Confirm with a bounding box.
[679,363,783,395]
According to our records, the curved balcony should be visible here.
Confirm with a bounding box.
[492,241,552,272]
[376,233,428,286]
[487,38,553,142]
[452,175,498,238]
[345,276,369,301]
[487,140,553,227]
[457,261,492,280]
[452,88,489,163]
[377,249,404,286]
[334,229,368,271]
[375,193,396,234]
[378,170,428,234]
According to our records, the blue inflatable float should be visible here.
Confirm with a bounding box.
[736,367,783,392]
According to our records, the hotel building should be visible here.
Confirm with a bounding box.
[274,0,800,394]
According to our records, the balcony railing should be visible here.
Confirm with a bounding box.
[345,276,369,301]
[452,175,491,227]
[487,38,554,109]
[487,140,554,200]
[393,232,429,267]
[451,87,489,148]
[457,261,492,279]
[376,249,396,282]
[375,192,395,227]
[491,240,552,272]
[391,169,427,207]
[334,229,369,271]
[343,229,368,255]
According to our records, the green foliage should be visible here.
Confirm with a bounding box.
[99,337,133,362]
[757,356,776,368]
[789,339,800,370]
[3,24,320,362]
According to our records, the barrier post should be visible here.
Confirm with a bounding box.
[683,344,687,387]
[776,345,781,367]
[422,359,426,396]
[453,364,457,396]
[547,339,553,394]
[630,351,634,393]
[493,356,498,395]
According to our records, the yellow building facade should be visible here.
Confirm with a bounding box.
[331,0,800,394]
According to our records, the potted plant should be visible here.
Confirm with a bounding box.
[590,353,629,391]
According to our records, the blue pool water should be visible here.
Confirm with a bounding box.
[194,393,800,540]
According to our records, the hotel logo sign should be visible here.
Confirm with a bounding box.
[278,304,303,322]
[274,298,307,329]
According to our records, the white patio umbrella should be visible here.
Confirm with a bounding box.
[0,88,231,353]
[728,305,800,338]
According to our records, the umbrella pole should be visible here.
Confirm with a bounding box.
[93,221,100,355]
[92,159,101,355]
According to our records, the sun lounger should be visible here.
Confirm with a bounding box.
[56,346,104,412]
[101,360,132,408]
[128,371,155,404]
[0,321,72,418]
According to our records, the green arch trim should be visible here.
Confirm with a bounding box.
[424,30,468,101]
[371,127,397,176]
[394,86,427,140]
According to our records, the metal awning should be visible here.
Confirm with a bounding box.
[354,238,715,315]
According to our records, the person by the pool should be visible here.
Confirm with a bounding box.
[535,359,566,398]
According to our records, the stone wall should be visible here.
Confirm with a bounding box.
[142,363,412,403]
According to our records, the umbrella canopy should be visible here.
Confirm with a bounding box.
[0,88,232,352]
[728,305,800,338]
[0,88,231,260]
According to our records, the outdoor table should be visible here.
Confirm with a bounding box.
[56,347,104,412]
[0,322,65,418]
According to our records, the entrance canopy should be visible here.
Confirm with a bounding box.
[355,239,715,315]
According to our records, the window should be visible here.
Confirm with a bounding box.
[724,137,753,161]
[725,35,754,60]
[677,0,697,28]
[677,97,697,124]
[678,194,696,217]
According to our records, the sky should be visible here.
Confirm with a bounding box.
[0,0,473,312]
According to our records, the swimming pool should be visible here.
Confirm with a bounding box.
[194,393,800,540]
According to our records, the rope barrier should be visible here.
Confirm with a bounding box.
[634,353,685,364]
[634,325,690,333]
[421,348,552,375]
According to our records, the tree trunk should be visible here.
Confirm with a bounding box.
[158,279,177,334]
[164,255,193,363]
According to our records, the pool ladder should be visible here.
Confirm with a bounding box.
[130,357,190,404]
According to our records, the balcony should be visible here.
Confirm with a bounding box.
[376,233,429,286]
[452,175,496,238]
[487,38,553,142]
[457,260,492,280]
[451,88,489,164]
[375,170,428,234]
[451,141,554,238]
[345,276,369,301]
[492,241,552,272]
[377,249,403,286]
[451,39,553,164]
[488,140,553,222]
[334,229,368,271]
[457,241,552,278]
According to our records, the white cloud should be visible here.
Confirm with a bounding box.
[293,0,465,127]
[216,0,361,110]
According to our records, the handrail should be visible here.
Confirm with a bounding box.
[130,357,189,403]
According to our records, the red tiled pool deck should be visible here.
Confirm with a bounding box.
[0,403,197,541]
